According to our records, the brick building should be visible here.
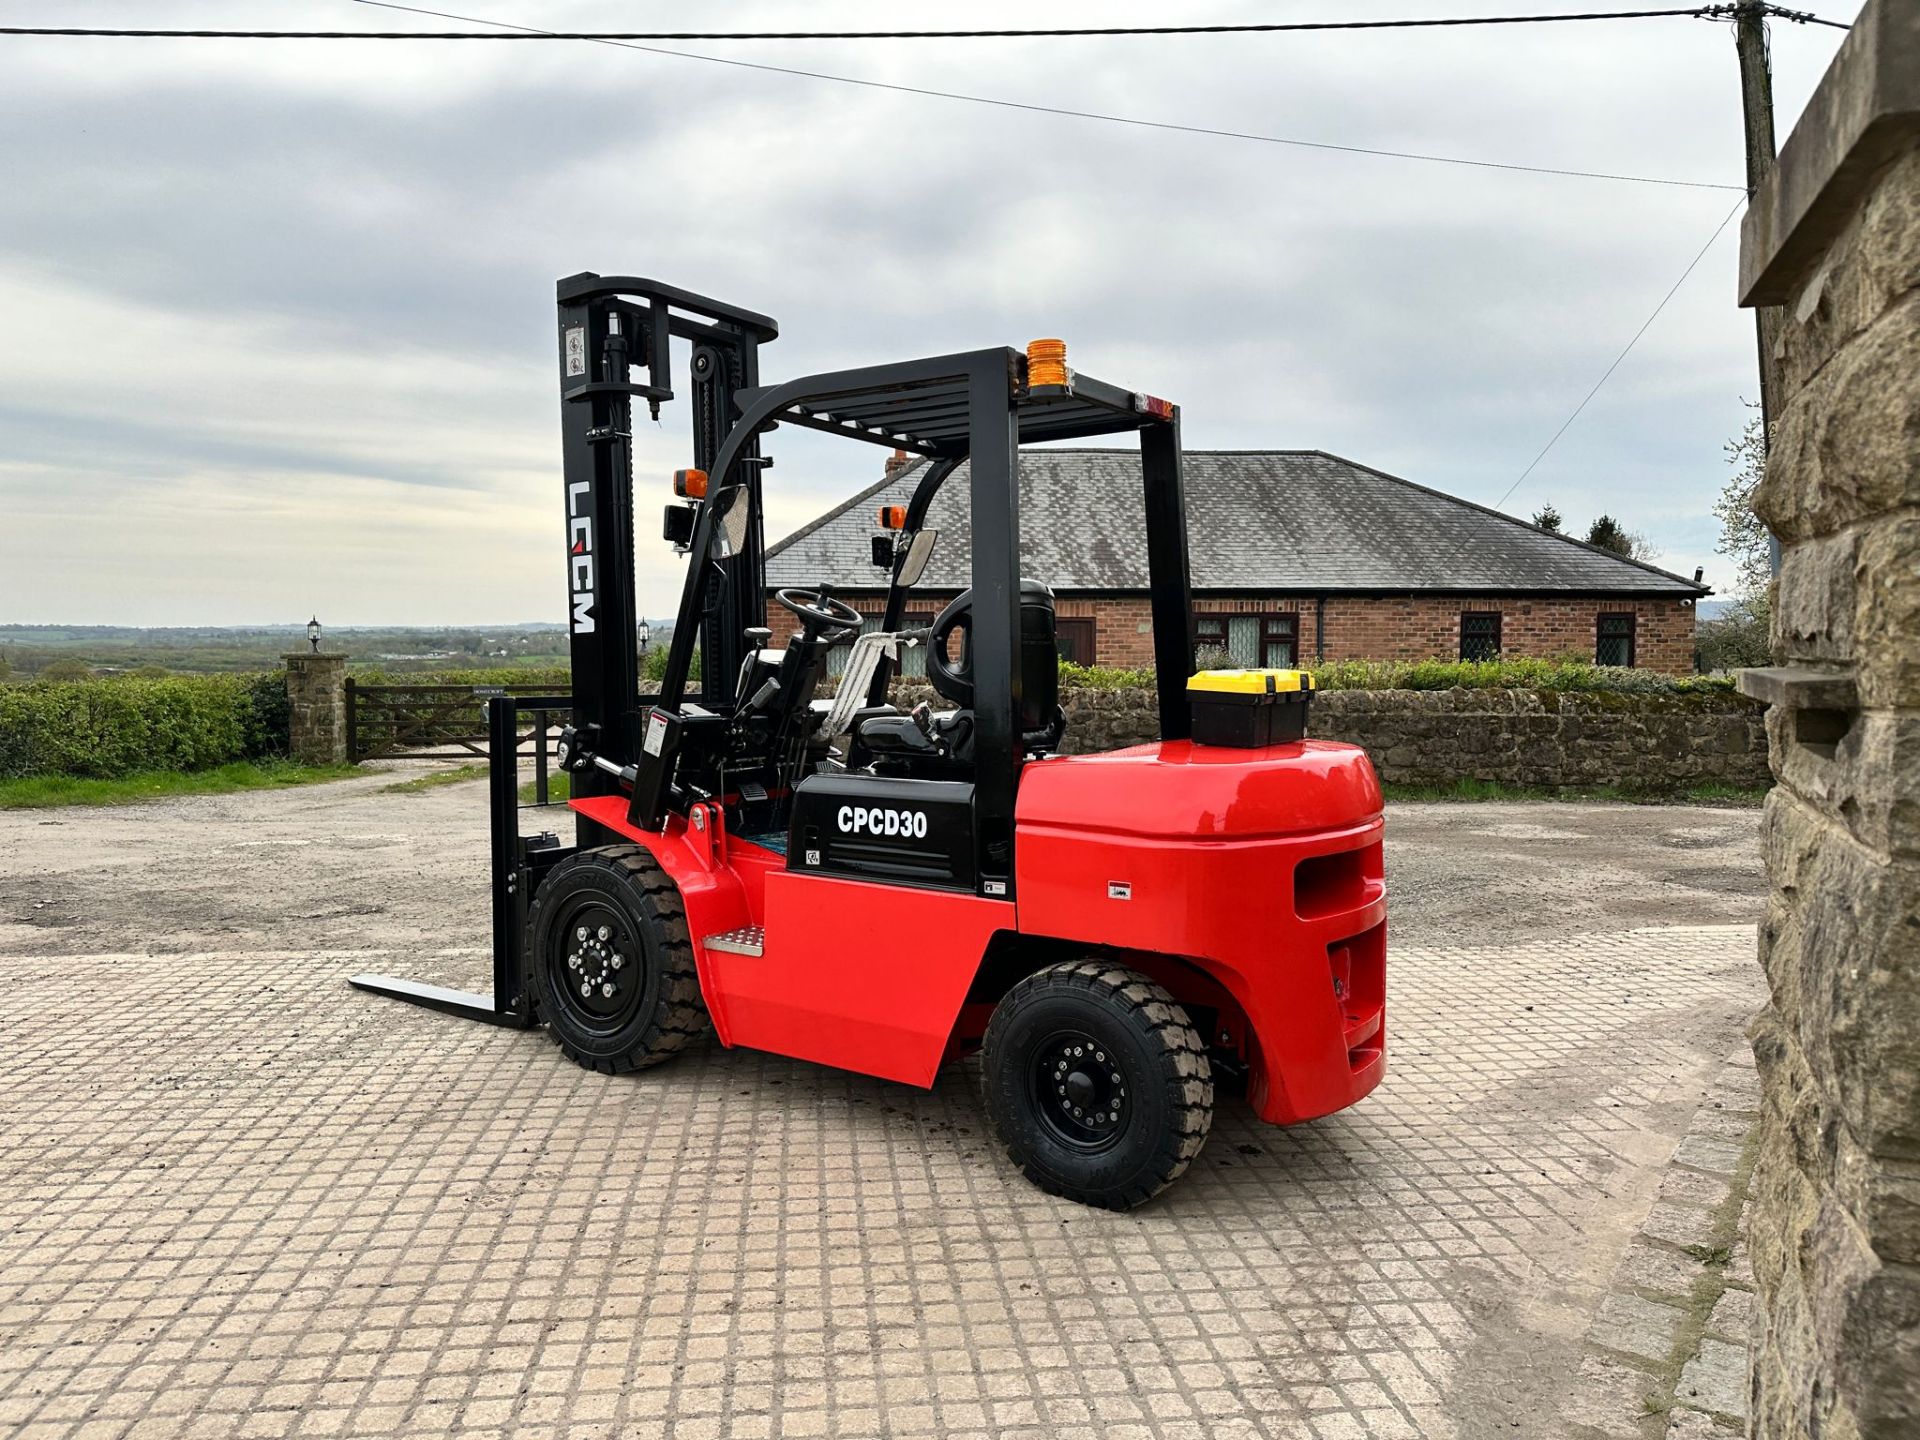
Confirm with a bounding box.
[764,449,1707,676]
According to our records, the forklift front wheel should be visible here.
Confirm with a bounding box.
[525,845,709,1074]
[981,962,1213,1211]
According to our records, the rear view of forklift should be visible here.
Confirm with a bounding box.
[354,274,1387,1210]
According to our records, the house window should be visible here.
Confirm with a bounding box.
[1460,612,1502,661]
[826,612,934,679]
[1196,613,1298,668]
[1055,618,1096,665]
[1262,615,1299,668]
[1595,613,1636,667]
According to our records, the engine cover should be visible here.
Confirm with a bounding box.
[786,774,977,892]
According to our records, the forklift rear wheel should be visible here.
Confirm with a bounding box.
[981,962,1213,1210]
[525,845,708,1074]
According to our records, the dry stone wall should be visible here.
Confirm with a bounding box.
[1735,6,1920,1436]
[882,680,1769,792]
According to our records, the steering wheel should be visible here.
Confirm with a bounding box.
[775,587,863,639]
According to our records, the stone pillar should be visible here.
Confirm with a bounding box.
[283,652,349,766]
[1734,5,1919,1437]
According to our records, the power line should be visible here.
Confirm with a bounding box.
[1699,4,1851,28]
[0,3,1846,41]
[0,11,1712,40]
[1494,195,1746,510]
[315,1,1747,192]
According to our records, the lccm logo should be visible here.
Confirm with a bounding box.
[566,480,595,634]
[837,805,928,839]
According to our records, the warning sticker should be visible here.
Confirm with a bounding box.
[642,712,669,757]
[564,326,586,378]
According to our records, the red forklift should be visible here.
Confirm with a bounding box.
[354,275,1386,1209]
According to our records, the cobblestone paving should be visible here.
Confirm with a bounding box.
[0,925,1761,1440]
[1563,1049,1761,1439]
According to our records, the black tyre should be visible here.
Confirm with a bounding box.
[981,961,1213,1210]
[525,845,708,1074]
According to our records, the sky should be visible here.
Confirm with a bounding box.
[0,0,1852,626]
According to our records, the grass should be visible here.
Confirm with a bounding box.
[376,763,572,802]
[518,772,572,805]
[380,764,488,794]
[379,765,572,803]
[0,760,361,810]
[1381,779,1769,807]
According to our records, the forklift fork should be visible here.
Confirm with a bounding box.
[349,696,572,1029]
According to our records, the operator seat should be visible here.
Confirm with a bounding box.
[857,579,1065,774]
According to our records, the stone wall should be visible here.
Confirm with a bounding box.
[1735,5,1920,1437]
[881,680,1768,792]
[283,652,348,766]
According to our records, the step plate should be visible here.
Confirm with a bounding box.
[703,925,765,958]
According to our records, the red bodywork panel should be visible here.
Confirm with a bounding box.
[732,871,1004,1086]
[568,736,1385,1126]
[568,795,1008,1085]
[1013,740,1386,1124]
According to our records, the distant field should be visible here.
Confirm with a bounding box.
[0,624,575,677]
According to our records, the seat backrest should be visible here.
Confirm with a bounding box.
[927,580,1058,732]
[816,629,899,740]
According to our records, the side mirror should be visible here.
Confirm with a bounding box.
[897,529,938,588]
[711,485,751,559]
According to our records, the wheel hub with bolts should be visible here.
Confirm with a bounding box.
[558,908,635,1021]
[1033,1030,1127,1150]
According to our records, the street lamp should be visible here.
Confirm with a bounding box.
[306,616,322,653]
[638,619,651,657]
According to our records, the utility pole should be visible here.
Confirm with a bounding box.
[1731,1,1785,578]
[1732,2,1783,442]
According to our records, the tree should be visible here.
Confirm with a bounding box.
[1585,515,1631,555]
[1585,514,1661,563]
[1713,407,1772,600]
[38,659,93,682]
[1531,503,1563,533]
[1696,596,1771,671]
[1698,405,1774,671]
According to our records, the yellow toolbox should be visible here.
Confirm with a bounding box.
[1187,669,1315,748]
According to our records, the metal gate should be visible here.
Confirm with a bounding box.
[345,680,567,762]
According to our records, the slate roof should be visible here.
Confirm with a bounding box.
[765,449,1707,597]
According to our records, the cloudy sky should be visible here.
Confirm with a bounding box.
[0,1,1851,626]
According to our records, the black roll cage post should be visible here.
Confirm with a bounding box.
[634,345,1197,898]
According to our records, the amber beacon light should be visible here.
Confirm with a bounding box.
[1026,338,1069,388]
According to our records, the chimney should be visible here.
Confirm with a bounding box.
[883,447,909,480]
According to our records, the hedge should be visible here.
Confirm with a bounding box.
[0,672,289,780]
[347,665,572,689]
[343,657,1732,699]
